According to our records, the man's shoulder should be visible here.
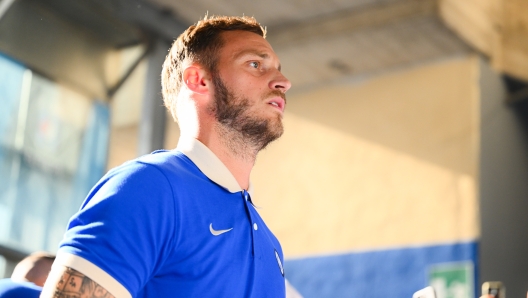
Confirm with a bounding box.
[134,149,188,167]
[0,279,41,298]
[87,149,216,206]
[102,149,207,188]
[111,149,195,176]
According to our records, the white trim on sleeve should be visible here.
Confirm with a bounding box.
[55,251,132,298]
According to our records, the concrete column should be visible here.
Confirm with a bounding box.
[479,59,528,298]
[138,39,169,156]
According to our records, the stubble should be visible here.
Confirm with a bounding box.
[211,73,285,160]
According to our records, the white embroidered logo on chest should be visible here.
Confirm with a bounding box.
[209,223,233,236]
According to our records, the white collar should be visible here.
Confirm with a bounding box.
[176,137,253,195]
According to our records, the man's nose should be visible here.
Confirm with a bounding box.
[269,72,292,93]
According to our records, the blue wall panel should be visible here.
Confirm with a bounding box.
[285,241,478,298]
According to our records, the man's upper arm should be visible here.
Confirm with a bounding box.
[54,163,176,297]
[41,252,132,298]
[41,265,115,298]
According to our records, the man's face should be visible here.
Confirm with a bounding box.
[211,30,291,151]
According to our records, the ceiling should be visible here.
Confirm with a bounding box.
[146,0,471,91]
[153,0,403,26]
[0,0,480,98]
[4,0,525,98]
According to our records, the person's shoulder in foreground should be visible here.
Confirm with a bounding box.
[0,279,41,298]
[42,14,295,298]
[0,251,55,298]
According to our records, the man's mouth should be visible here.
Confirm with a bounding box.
[267,97,285,113]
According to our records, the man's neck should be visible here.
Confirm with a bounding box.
[196,127,257,190]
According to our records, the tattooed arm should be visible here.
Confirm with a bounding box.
[41,265,115,298]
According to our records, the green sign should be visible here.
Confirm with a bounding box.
[428,262,474,298]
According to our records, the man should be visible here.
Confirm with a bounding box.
[0,251,55,298]
[41,15,292,297]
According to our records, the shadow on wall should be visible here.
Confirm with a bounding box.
[505,91,528,150]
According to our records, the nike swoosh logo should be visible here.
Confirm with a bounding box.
[209,223,233,236]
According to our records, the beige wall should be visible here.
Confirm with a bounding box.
[107,114,179,170]
[107,44,180,170]
[252,55,481,258]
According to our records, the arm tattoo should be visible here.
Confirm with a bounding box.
[52,267,115,298]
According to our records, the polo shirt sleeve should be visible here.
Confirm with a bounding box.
[58,161,177,297]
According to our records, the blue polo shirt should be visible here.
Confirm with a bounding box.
[56,138,285,298]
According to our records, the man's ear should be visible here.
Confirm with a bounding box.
[182,65,210,95]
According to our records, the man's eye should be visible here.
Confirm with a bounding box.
[249,61,259,69]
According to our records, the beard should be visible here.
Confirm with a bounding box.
[212,73,285,154]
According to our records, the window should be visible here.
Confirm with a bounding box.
[0,53,109,253]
